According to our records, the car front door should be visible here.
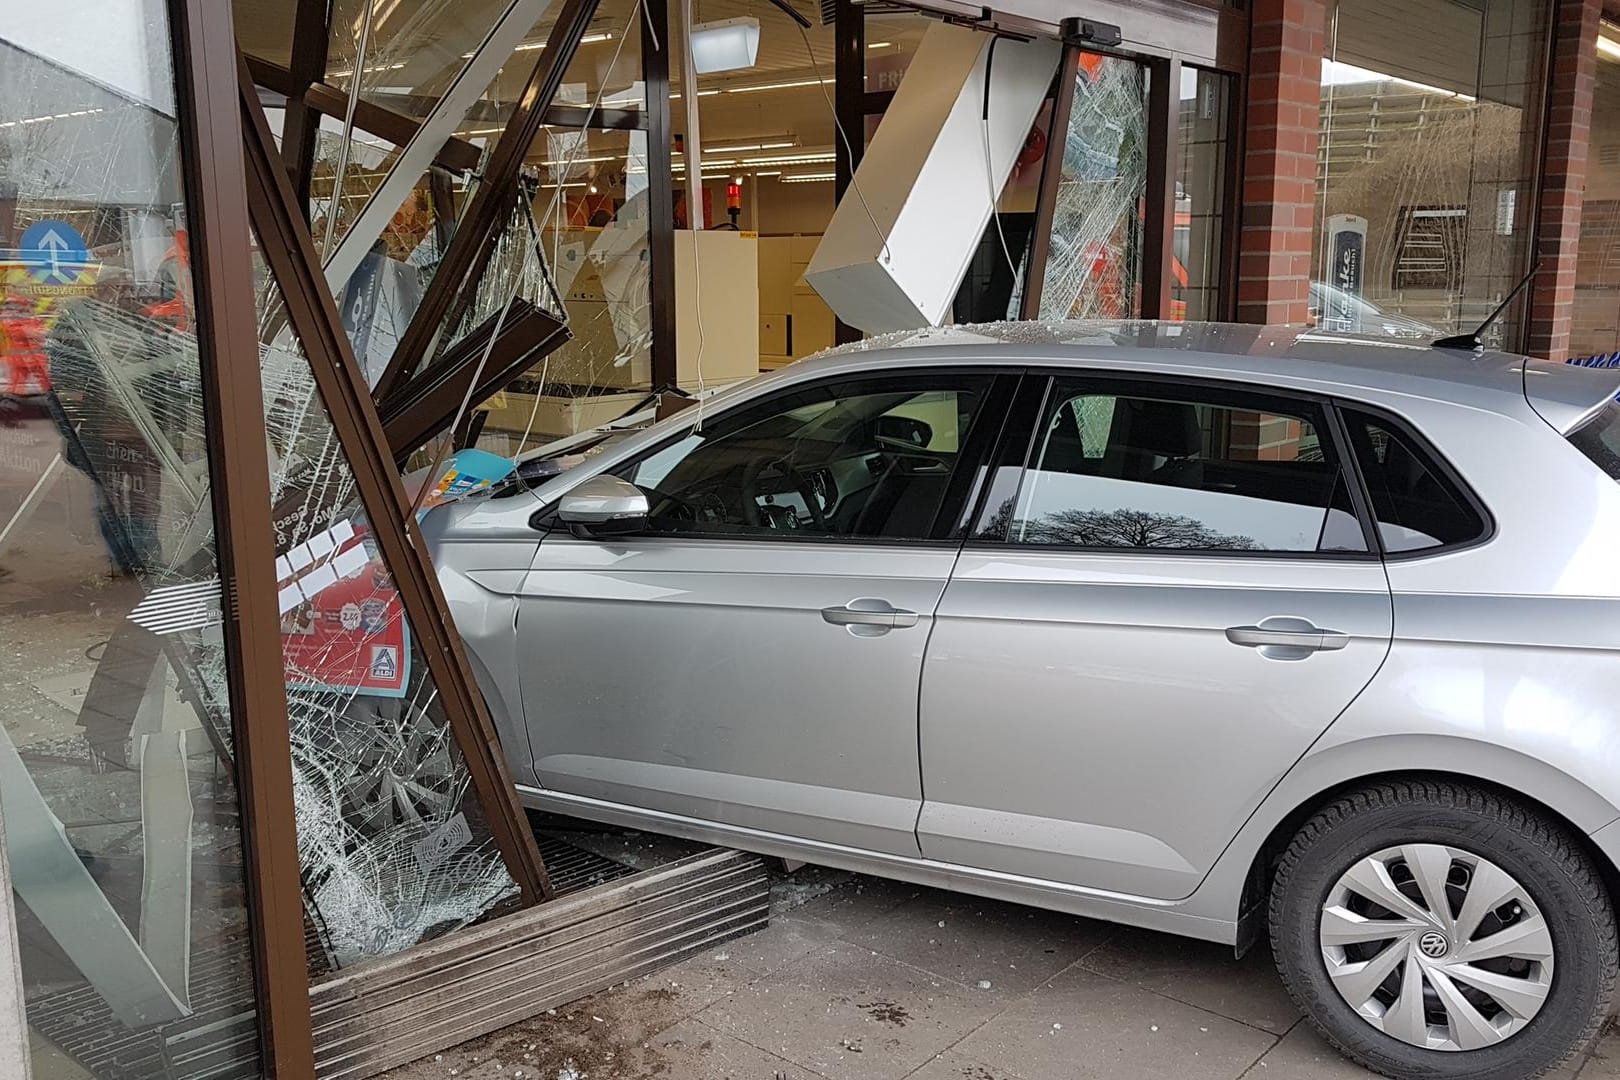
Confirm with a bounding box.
[514,369,1014,858]
[918,372,1393,899]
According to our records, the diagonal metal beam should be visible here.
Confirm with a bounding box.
[374,0,603,401]
[380,299,569,459]
[279,0,333,212]
[246,57,487,180]
[237,54,553,906]
[303,82,483,173]
[322,0,563,296]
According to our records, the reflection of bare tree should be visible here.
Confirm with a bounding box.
[1018,505,1259,550]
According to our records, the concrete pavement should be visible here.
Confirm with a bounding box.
[390,861,1619,1080]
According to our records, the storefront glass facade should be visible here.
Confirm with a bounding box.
[7,0,1620,1074]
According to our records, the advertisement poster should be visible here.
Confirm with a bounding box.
[278,519,411,698]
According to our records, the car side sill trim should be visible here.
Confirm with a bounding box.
[517,785,1237,945]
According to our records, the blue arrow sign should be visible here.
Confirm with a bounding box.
[19,220,90,286]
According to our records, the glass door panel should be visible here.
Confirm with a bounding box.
[1038,52,1149,321]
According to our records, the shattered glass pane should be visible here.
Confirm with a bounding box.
[252,242,520,972]
[1038,53,1147,322]
[442,183,566,361]
[326,0,532,119]
[1,10,264,1076]
[315,157,462,386]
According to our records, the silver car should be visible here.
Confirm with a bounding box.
[425,322,1620,1080]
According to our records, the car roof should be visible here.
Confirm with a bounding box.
[787,320,1620,430]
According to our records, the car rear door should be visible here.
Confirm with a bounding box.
[917,371,1394,899]
[514,369,1016,858]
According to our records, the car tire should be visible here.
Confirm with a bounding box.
[1268,779,1616,1080]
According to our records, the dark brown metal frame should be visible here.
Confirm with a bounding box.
[1141,54,1182,319]
[244,56,486,176]
[1216,57,1246,322]
[374,0,603,400]
[381,300,570,458]
[644,0,678,389]
[832,0,890,344]
[169,1,316,1074]
[1019,45,1080,319]
[237,56,553,907]
[278,0,332,207]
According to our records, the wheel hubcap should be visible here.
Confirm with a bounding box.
[1319,844,1554,1051]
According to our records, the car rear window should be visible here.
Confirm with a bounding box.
[1341,409,1487,553]
[1569,402,1620,482]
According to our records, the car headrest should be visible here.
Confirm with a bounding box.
[1124,399,1201,458]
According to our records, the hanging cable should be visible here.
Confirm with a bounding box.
[982,35,1018,284]
[796,22,892,267]
[323,0,378,258]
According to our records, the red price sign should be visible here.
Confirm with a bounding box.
[277,521,411,698]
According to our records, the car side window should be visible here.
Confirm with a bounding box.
[615,374,993,540]
[1340,408,1485,553]
[986,379,1366,553]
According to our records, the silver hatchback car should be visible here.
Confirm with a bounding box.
[426,322,1620,1080]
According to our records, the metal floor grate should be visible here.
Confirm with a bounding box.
[538,834,640,895]
[26,836,643,1078]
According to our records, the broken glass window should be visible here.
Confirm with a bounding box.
[1038,53,1148,322]
[252,241,521,972]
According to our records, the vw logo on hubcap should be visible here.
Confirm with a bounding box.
[1418,931,1450,959]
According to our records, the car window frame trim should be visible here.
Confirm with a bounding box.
[965,369,1384,563]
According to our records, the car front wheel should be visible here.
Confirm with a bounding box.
[1269,780,1616,1080]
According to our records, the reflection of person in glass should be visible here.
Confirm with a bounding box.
[42,289,175,577]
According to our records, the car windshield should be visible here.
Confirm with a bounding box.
[1569,402,1620,481]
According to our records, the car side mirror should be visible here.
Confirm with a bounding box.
[556,475,650,538]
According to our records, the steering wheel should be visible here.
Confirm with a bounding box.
[739,456,827,531]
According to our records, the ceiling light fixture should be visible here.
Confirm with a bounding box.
[465,30,614,57]
[724,77,832,94]
[0,107,105,129]
[689,16,762,74]
[703,139,797,153]
[539,154,617,167]
[781,173,834,183]
[326,60,408,78]
[738,150,835,165]
[1599,34,1620,61]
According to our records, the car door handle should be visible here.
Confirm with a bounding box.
[821,599,920,632]
[1225,618,1349,659]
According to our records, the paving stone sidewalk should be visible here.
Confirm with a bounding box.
[390,862,1620,1080]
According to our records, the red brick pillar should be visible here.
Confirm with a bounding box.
[1237,0,1326,325]
[1526,0,1601,360]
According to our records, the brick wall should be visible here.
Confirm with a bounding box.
[1526,0,1602,360]
[1237,0,1326,325]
